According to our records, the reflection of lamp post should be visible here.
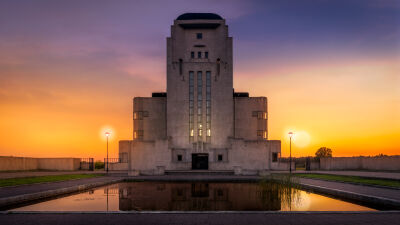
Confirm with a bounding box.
[106,187,109,212]
[288,132,293,174]
[105,132,110,173]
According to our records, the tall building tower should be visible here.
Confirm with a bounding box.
[118,13,281,175]
[167,13,233,159]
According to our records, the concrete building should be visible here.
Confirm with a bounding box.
[118,13,281,175]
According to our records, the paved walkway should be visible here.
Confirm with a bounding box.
[0,171,126,179]
[297,177,400,202]
[0,176,121,199]
[0,176,123,209]
[289,171,400,180]
[1,212,400,225]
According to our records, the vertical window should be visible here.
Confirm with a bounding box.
[177,155,182,161]
[197,71,203,140]
[217,58,220,75]
[198,52,202,58]
[264,112,267,119]
[179,59,183,75]
[138,130,144,140]
[218,154,223,161]
[189,71,194,141]
[272,153,278,162]
[206,71,211,139]
[257,112,263,119]
[263,131,267,139]
[133,112,137,120]
[191,52,194,59]
[205,52,208,59]
[196,33,202,39]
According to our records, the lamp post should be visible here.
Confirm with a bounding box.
[105,132,110,173]
[288,132,293,174]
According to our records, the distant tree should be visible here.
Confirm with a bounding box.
[315,147,332,159]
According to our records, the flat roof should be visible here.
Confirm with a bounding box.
[176,13,223,20]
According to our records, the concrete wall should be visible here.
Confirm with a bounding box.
[234,97,268,141]
[133,97,166,141]
[0,156,81,171]
[270,161,295,171]
[121,138,281,175]
[108,163,129,171]
[320,156,400,171]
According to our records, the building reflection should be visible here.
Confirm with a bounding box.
[117,182,281,211]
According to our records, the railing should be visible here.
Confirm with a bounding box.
[80,158,94,171]
[103,158,127,171]
[104,158,127,164]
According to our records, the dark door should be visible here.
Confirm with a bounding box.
[192,154,208,170]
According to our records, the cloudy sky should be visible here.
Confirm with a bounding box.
[0,0,399,159]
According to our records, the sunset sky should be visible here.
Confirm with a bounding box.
[0,0,399,160]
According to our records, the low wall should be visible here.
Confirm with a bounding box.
[270,161,295,171]
[0,156,81,171]
[108,163,128,171]
[320,156,400,171]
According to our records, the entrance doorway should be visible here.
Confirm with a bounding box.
[192,154,208,170]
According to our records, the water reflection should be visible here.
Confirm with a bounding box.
[11,182,375,211]
[119,182,282,211]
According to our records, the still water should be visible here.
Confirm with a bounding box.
[11,182,375,211]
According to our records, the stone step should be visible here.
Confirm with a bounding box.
[165,170,234,176]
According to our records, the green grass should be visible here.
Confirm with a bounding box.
[294,173,400,188]
[0,174,104,187]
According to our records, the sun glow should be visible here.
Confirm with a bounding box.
[99,126,114,141]
[285,130,311,148]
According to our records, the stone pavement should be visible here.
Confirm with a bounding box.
[297,177,400,201]
[0,170,121,179]
[1,212,400,225]
[296,177,400,209]
[0,176,123,209]
[289,171,400,180]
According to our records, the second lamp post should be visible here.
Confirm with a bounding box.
[105,132,110,173]
[288,132,293,174]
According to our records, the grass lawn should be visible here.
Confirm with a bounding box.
[294,173,400,188]
[0,174,104,187]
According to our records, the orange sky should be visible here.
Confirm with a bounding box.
[0,1,399,160]
[0,55,398,160]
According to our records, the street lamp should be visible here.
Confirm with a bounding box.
[105,132,110,173]
[288,132,293,174]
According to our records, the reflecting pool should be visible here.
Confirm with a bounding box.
[10,182,375,211]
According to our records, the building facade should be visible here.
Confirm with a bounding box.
[119,13,281,175]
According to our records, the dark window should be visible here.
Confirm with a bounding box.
[179,59,183,75]
[177,155,182,161]
[177,189,183,196]
[133,111,143,120]
[143,111,149,117]
[198,52,202,58]
[136,130,143,140]
[196,33,202,39]
[191,52,194,59]
[218,154,223,161]
[272,153,278,162]
[217,58,220,75]
[205,52,208,58]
